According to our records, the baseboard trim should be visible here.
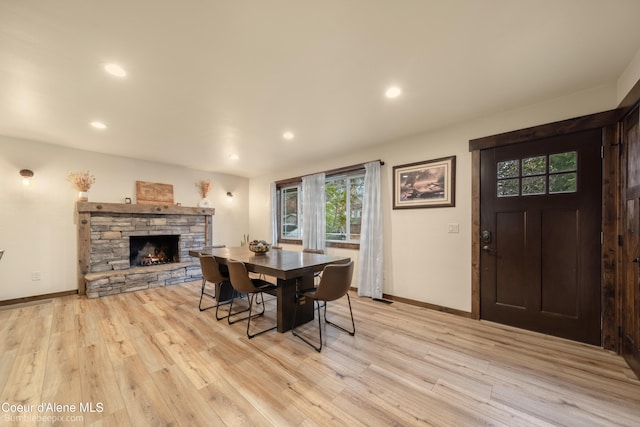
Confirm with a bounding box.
[382,294,473,318]
[349,287,472,318]
[0,290,78,307]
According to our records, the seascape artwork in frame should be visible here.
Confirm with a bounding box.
[393,156,456,209]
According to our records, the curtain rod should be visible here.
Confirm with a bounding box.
[275,160,384,185]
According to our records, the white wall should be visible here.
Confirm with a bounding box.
[249,83,619,312]
[0,136,249,300]
[0,82,623,305]
[618,46,640,104]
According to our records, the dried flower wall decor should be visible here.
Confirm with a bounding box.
[67,170,96,192]
[196,180,211,198]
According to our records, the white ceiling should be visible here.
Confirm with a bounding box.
[2,1,640,178]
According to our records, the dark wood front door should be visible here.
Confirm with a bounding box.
[622,106,640,375]
[480,129,602,345]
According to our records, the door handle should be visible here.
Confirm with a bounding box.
[482,245,496,254]
[633,258,640,263]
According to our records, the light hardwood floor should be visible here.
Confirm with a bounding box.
[0,281,639,426]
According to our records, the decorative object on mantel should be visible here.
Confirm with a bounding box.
[124,197,132,204]
[67,169,96,202]
[136,181,174,205]
[248,240,271,255]
[196,179,211,207]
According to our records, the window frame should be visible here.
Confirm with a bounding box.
[279,183,302,241]
[275,162,377,250]
[324,171,365,245]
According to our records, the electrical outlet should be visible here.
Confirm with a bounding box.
[447,223,460,233]
[31,271,41,281]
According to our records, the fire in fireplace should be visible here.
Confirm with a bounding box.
[129,235,180,267]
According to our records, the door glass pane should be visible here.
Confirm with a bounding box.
[549,173,577,193]
[497,160,519,179]
[522,156,546,176]
[497,179,519,197]
[522,176,546,195]
[549,151,577,172]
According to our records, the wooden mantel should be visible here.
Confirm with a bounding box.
[76,201,215,216]
[75,202,215,295]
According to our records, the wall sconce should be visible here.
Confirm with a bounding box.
[226,192,234,198]
[20,169,34,186]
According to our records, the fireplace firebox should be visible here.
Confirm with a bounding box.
[130,235,179,266]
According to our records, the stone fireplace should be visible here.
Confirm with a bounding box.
[76,202,215,298]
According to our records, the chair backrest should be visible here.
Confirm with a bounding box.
[313,261,354,302]
[199,254,226,284]
[227,260,260,294]
[303,248,325,254]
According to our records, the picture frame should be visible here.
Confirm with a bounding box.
[393,155,456,209]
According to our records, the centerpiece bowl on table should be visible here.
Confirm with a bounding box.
[248,240,271,255]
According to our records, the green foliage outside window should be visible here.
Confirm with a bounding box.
[325,174,365,241]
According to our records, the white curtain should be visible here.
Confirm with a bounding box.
[270,182,278,245]
[302,172,326,251]
[357,161,383,298]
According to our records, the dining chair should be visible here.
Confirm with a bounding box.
[198,253,236,321]
[292,261,355,352]
[302,248,324,254]
[303,248,325,284]
[227,260,278,338]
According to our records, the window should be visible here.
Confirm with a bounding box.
[281,184,301,239]
[277,169,366,247]
[496,151,577,197]
[325,173,365,242]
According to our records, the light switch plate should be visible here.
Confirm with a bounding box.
[447,223,460,233]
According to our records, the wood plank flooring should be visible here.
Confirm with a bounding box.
[1,281,639,426]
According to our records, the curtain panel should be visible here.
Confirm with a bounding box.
[357,161,383,298]
[301,172,326,251]
[270,182,278,245]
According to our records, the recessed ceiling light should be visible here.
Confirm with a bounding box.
[104,63,127,78]
[385,86,402,99]
[89,121,107,129]
[283,131,295,140]
[229,154,239,160]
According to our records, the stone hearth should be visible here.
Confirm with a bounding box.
[76,202,215,298]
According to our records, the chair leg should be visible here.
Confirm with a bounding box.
[246,292,277,339]
[227,292,256,325]
[292,297,323,352]
[199,281,235,320]
[214,298,233,320]
[198,278,217,311]
[324,294,356,336]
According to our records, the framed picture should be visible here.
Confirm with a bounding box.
[393,156,456,209]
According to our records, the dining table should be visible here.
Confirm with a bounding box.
[189,246,351,332]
